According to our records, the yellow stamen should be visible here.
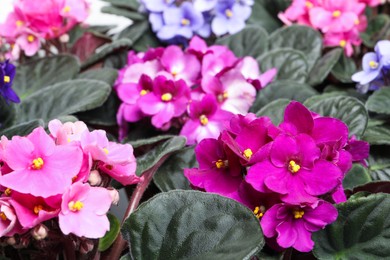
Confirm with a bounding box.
[72,176,77,183]
[0,212,7,221]
[32,158,44,170]
[288,160,300,173]
[34,205,43,214]
[199,115,209,126]
[27,35,35,43]
[181,18,190,26]
[293,209,305,219]
[4,188,11,196]
[161,93,173,102]
[354,19,360,25]
[253,206,265,219]
[140,89,148,96]
[332,10,341,18]
[215,159,228,169]
[369,61,378,69]
[217,91,228,103]
[63,5,71,13]
[171,68,180,76]
[305,1,313,8]
[243,149,253,160]
[103,148,109,154]
[16,20,23,27]
[68,201,84,212]
[3,76,10,83]
[225,9,233,18]
[339,40,347,48]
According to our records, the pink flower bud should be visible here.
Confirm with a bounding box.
[88,170,102,186]
[79,239,94,254]
[31,224,48,240]
[107,188,120,205]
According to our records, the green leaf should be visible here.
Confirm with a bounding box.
[251,80,317,112]
[0,99,16,129]
[127,135,175,148]
[153,146,195,192]
[215,25,268,58]
[135,136,186,176]
[101,6,145,21]
[98,213,121,252]
[13,55,80,99]
[304,96,368,137]
[76,68,118,86]
[255,98,290,125]
[258,48,309,83]
[269,25,322,70]
[16,79,111,123]
[360,14,390,48]
[313,193,390,260]
[343,164,372,190]
[132,29,161,52]
[308,48,343,86]
[331,53,357,83]
[118,21,149,44]
[247,1,281,33]
[81,39,133,69]
[101,0,139,9]
[366,87,390,115]
[363,125,390,145]
[368,146,390,181]
[0,119,44,138]
[124,190,264,260]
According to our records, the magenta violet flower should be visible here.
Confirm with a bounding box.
[58,182,112,238]
[0,197,24,237]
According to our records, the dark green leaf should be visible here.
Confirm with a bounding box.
[135,136,186,176]
[98,213,121,252]
[366,87,390,115]
[352,181,390,194]
[124,190,264,260]
[258,48,309,83]
[0,99,16,129]
[343,164,372,190]
[363,125,390,145]
[0,119,44,138]
[101,6,145,21]
[127,135,175,148]
[269,25,322,70]
[16,79,111,123]
[118,21,149,44]
[132,29,161,52]
[304,96,368,137]
[308,48,343,86]
[360,14,390,48]
[331,53,357,83]
[153,147,196,192]
[247,1,281,33]
[76,68,118,86]
[101,0,139,9]
[13,55,80,99]
[313,193,390,260]
[255,98,291,125]
[104,49,129,69]
[251,80,317,112]
[215,25,268,58]
[81,39,133,69]
[368,146,390,181]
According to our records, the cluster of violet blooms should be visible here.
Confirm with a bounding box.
[352,40,390,93]
[0,120,139,247]
[279,0,381,57]
[0,60,19,104]
[0,0,89,60]
[115,36,277,144]
[140,0,253,43]
[184,101,369,252]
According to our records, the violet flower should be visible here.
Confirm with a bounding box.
[0,61,20,103]
[352,52,382,85]
[141,0,175,12]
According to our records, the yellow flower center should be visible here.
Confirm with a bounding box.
[32,157,44,170]
[3,76,10,83]
[68,201,84,212]
[16,20,23,27]
[332,10,341,18]
[215,159,228,169]
[339,40,347,48]
[27,35,35,43]
[199,115,209,126]
[140,89,148,96]
[4,188,11,196]
[0,212,7,221]
[34,205,43,214]
[288,160,300,173]
[354,19,360,25]
[161,93,173,102]
[181,18,190,26]
[243,149,253,160]
[103,148,109,154]
[217,92,228,103]
[305,1,313,8]
[369,61,378,69]
[293,209,305,219]
[225,9,233,18]
[63,5,71,13]
[253,206,265,219]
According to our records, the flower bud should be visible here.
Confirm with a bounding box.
[59,34,69,43]
[6,236,16,246]
[79,239,94,254]
[107,188,120,205]
[88,170,102,186]
[31,224,48,240]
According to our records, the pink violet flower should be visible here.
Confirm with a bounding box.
[138,76,191,128]
[98,161,140,186]
[59,182,112,238]
[323,30,362,57]
[261,200,338,252]
[0,127,83,198]
[48,119,88,145]
[0,197,24,237]
[15,30,41,57]
[278,0,318,26]
[180,94,233,145]
[60,0,89,22]
[236,57,277,90]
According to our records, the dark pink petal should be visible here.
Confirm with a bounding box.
[346,138,369,162]
[151,103,175,128]
[246,160,279,193]
[270,135,299,167]
[331,185,347,204]
[295,134,320,169]
[283,101,314,135]
[337,150,353,174]
[261,204,283,238]
[304,201,338,231]
[195,138,224,169]
[276,220,297,248]
[312,117,348,147]
[292,221,314,252]
[138,93,165,115]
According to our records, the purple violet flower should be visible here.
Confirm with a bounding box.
[140,0,175,13]
[352,52,382,85]
[0,60,20,104]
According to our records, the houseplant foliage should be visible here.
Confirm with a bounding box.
[0,0,390,259]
